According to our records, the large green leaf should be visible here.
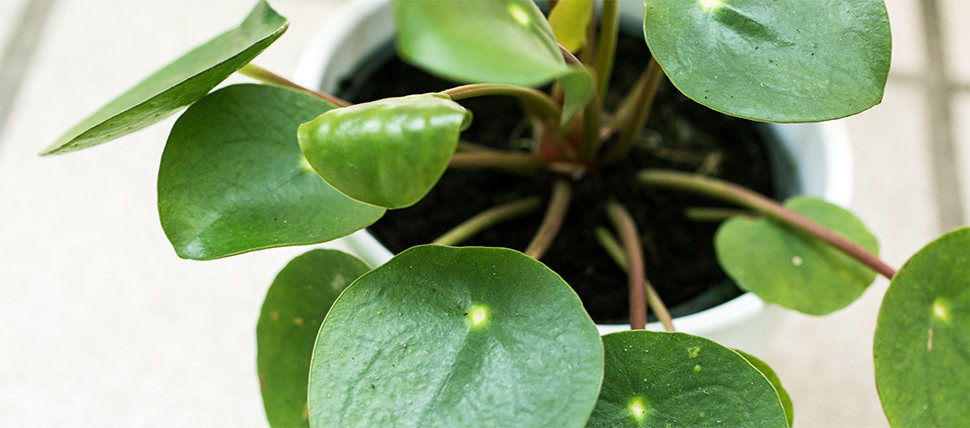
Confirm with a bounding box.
[158,84,385,260]
[298,94,471,209]
[587,331,788,428]
[874,227,969,427]
[714,197,878,315]
[735,349,794,427]
[257,249,371,428]
[308,245,604,427]
[643,0,891,122]
[41,1,288,155]
[394,0,594,123]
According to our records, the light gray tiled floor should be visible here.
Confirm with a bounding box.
[1,1,967,427]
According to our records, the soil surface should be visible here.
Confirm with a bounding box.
[338,35,777,324]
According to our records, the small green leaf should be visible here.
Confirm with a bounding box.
[158,84,385,260]
[714,196,879,315]
[393,0,594,124]
[874,227,969,428]
[735,349,794,427]
[257,249,371,428]
[298,94,471,209]
[42,1,288,155]
[643,0,891,122]
[308,245,604,428]
[549,0,594,53]
[587,331,788,428]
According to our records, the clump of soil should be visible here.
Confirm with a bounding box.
[339,35,776,324]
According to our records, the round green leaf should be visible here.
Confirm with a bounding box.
[643,0,891,122]
[257,249,371,428]
[587,331,788,428]
[395,0,564,87]
[298,94,471,209]
[42,1,288,155]
[393,0,594,125]
[158,84,385,260]
[714,196,879,315]
[734,349,794,427]
[874,227,969,427]
[308,245,604,427]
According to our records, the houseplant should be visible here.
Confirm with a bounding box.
[39,1,967,427]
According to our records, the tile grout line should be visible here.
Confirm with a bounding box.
[0,0,57,138]
[920,0,966,230]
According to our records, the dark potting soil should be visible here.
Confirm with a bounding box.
[338,35,777,324]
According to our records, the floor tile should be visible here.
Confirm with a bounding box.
[941,0,970,85]
[953,93,970,223]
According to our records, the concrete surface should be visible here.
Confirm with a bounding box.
[1,0,967,427]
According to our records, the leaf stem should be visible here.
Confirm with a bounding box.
[593,0,619,98]
[595,227,675,332]
[525,179,572,260]
[605,201,648,330]
[432,197,543,246]
[603,58,665,163]
[237,63,350,107]
[448,151,545,170]
[443,84,562,123]
[685,207,757,222]
[638,169,897,279]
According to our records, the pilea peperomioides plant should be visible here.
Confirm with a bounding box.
[41,1,968,427]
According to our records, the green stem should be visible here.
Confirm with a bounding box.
[432,197,543,246]
[684,207,757,222]
[443,84,561,123]
[448,151,545,170]
[238,63,350,107]
[605,201,648,330]
[593,0,619,98]
[525,179,572,260]
[638,169,897,279]
[603,58,664,164]
[579,94,603,162]
[595,227,675,332]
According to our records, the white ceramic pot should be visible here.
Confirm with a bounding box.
[293,0,854,353]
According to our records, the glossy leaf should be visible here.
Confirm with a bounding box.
[394,0,594,123]
[298,94,471,209]
[158,84,385,260]
[548,0,594,52]
[587,331,788,428]
[257,249,371,428]
[714,197,878,315]
[643,0,891,122]
[874,227,969,427]
[308,245,604,428]
[41,1,287,155]
[735,349,794,427]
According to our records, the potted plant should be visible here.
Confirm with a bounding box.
[40,1,967,427]
[293,0,858,347]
